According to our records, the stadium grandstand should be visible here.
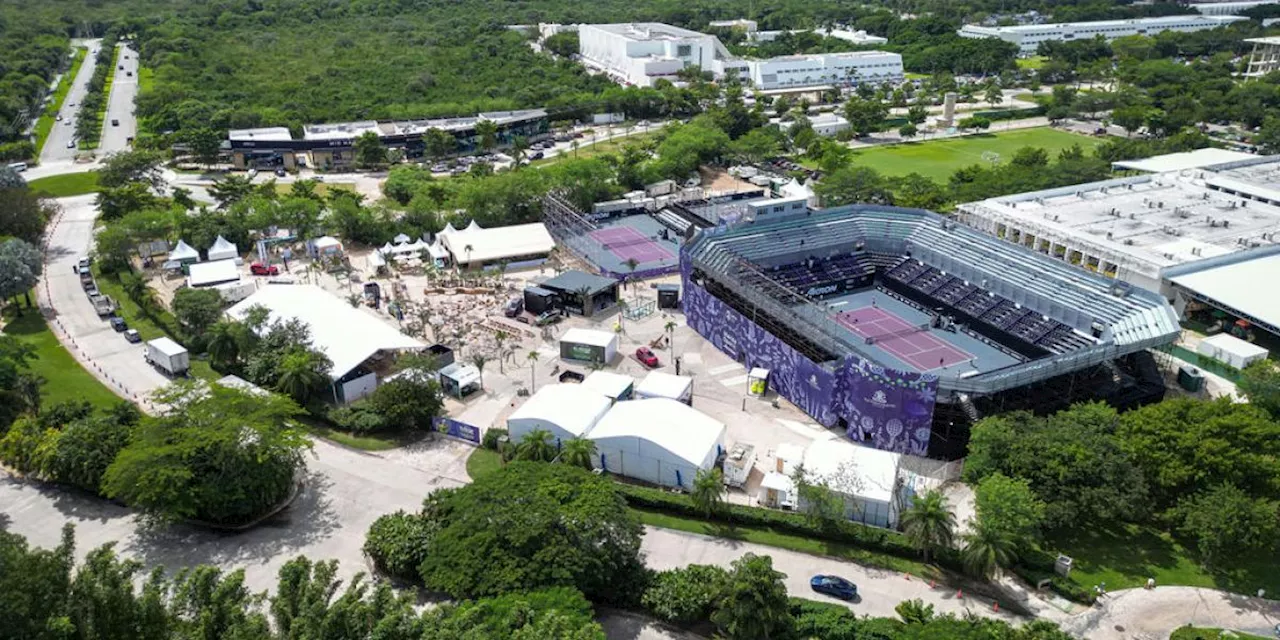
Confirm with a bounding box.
[681,206,1180,459]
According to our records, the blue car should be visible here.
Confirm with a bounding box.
[810,575,857,600]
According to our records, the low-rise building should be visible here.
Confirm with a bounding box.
[958,15,1247,55]
[747,51,902,90]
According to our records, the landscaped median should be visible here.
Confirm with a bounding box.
[32,46,88,158]
[26,171,101,198]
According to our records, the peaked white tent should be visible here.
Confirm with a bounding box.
[426,237,449,261]
[207,235,239,262]
[439,222,459,237]
[589,398,726,490]
[464,220,483,233]
[507,384,612,446]
[170,240,201,263]
[393,233,412,244]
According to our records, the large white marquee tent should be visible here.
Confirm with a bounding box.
[589,398,726,490]
[506,384,613,446]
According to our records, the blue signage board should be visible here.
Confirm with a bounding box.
[433,417,481,445]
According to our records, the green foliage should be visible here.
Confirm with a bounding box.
[961,522,1019,579]
[363,511,436,581]
[964,403,1148,529]
[170,287,224,335]
[514,427,558,462]
[364,375,445,431]
[815,165,892,206]
[641,565,728,626]
[895,599,935,625]
[973,473,1046,550]
[710,553,791,640]
[652,119,730,180]
[691,467,726,518]
[0,238,42,306]
[97,150,166,190]
[900,490,956,564]
[790,597,887,640]
[422,587,605,640]
[482,427,507,451]
[102,381,310,525]
[412,462,646,604]
[559,437,597,470]
[544,32,580,58]
[0,183,54,245]
[1174,485,1280,566]
[1237,359,1280,418]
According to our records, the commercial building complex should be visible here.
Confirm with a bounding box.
[227,109,548,170]
[956,154,1280,295]
[958,15,1247,55]
[578,22,901,89]
[1190,0,1278,16]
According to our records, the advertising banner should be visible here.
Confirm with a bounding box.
[432,417,481,445]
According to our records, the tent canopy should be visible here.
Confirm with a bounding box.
[393,233,412,244]
[207,235,238,261]
[170,240,200,262]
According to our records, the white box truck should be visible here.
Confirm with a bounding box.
[722,442,755,488]
[145,337,190,376]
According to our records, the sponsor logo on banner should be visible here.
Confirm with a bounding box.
[806,284,840,297]
[432,417,481,444]
[866,389,895,410]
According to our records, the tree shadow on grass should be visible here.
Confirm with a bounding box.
[1207,552,1280,597]
[1047,522,1183,584]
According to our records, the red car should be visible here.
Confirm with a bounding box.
[636,346,659,368]
[250,262,279,276]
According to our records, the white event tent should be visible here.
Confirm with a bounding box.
[589,398,726,490]
[207,235,239,262]
[506,384,613,446]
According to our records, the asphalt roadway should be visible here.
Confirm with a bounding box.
[100,42,140,154]
[40,39,103,165]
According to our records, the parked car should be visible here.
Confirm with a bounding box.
[534,309,563,326]
[84,284,99,297]
[274,167,286,177]
[503,297,524,318]
[123,329,141,343]
[250,262,279,276]
[111,119,119,126]
[635,346,659,368]
[56,114,62,122]
[66,140,75,148]
[809,575,857,600]
[531,151,544,160]
[109,317,128,332]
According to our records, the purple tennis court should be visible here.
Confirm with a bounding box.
[589,226,675,264]
[835,305,973,371]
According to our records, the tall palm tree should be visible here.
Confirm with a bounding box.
[900,490,956,564]
[276,350,324,404]
[515,428,557,462]
[664,320,677,352]
[690,468,726,518]
[616,299,629,335]
[493,330,509,373]
[206,321,243,368]
[475,120,499,153]
[623,257,639,289]
[511,136,529,168]
[559,437,597,469]
[526,350,540,391]
[574,285,592,316]
[469,353,489,390]
[346,293,361,307]
[961,522,1018,579]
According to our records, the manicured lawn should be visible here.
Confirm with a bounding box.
[1016,55,1047,70]
[1,305,123,409]
[532,130,658,167]
[33,47,88,158]
[274,182,357,197]
[26,171,100,197]
[850,127,1103,182]
[1170,628,1269,640]
[635,508,935,578]
[1045,522,1280,596]
[465,447,503,480]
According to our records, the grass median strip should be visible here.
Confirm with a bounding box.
[27,171,100,197]
[1,305,123,409]
[33,47,88,157]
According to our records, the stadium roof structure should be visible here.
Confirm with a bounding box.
[1112,148,1256,173]
[1164,245,1280,335]
[684,206,1180,395]
[226,285,424,379]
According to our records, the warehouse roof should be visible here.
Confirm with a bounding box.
[588,398,725,466]
[507,384,612,438]
[1112,148,1256,173]
[540,270,619,295]
[226,285,424,379]
[561,327,618,348]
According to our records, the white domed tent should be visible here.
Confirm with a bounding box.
[207,235,239,262]
[506,384,612,447]
[589,398,727,490]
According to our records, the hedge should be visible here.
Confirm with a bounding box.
[616,483,965,573]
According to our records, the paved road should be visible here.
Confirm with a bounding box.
[1060,586,1280,640]
[41,39,102,164]
[100,43,139,153]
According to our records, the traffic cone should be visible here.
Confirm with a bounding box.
[993,601,999,612]
[956,589,963,599]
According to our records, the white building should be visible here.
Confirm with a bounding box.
[578,22,899,90]
[437,220,556,267]
[633,370,693,403]
[825,28,889,46]
[958,15,1247,55]
[708,19,758,32]
[955,154,1280,294]
[1196,332,1269,369]
[758,439,910,529]
[590,398,727,490]
[579,23,747,87]
[1190,0,1277,16]
[506,383,613,446]
[798,112,850,137]
[226,285,425,403]
[746,51,903,90]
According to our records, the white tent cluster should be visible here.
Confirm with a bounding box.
[169,240,201,263]
[207,235,239,262]
[438,219,556,266]
[375,234,449,265]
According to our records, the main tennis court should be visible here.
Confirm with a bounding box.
[835,305,973,370]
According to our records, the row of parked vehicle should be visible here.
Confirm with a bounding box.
[74,257,140,343]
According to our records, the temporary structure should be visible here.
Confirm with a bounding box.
[311,236,344,257]
[634,371,693,404]
[1197,333,1268,370]
[393,233,412,244]
[589,398,727,491]
[507,384,612,446]
[169,240,201,264]
[207,235,239,262]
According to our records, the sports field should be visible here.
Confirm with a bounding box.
[851,127,1103,182]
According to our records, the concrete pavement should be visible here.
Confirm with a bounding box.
[41,39,102,164]
[1060,587,1280,640]
[100,43,139,153]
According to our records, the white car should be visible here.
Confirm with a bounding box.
[66,140,75,148]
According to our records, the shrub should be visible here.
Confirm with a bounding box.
[363,510,433,581]
[328,404,388,433]
[788,598,886,640]
[641,565,727,626]
[482,427,507,451]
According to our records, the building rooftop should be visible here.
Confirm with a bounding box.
[1165,246,1280,333]
[589,22,712,41]
[228,127,293,142]
[540,270,619,295]
[507,383,612,438]
[437,221,556,265]
[588,398,725,467]
[965,14,1244,32]
[1113,148,1257,173]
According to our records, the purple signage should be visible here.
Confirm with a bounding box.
[680,251,936,455]
[432,417,481,445]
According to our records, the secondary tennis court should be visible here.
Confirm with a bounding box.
[835,305,973,370]
[589,225,675,264]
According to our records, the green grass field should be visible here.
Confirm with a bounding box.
[1016,55,1047,70]
[33,47,88,158]
[1170,628,1269,640]
[26,171,100,197]
[532,130,658,168]
[466,447,503,480]
[850,127,1103,182]
[137,66,154,95]
[274,182,357,197]
[1,305,123,409]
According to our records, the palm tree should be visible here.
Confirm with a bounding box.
[493,330,509,373]
[526,350,540,391]
[690,468,726,518]
[570,140,579,158]
[559,437,597,469]
[664,320,677,352]
[515,428,557,462]
[511,135,529,168]
[900,490,956,564]
[616,299,629,335]
[623,257,639,289]
[276,350,325,404]
[346,293,361,307]
[961,522,1018,578]
[475,120,498,153]
[206,321,243,368]
[574,285,592,315]
[469,353,489,390]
